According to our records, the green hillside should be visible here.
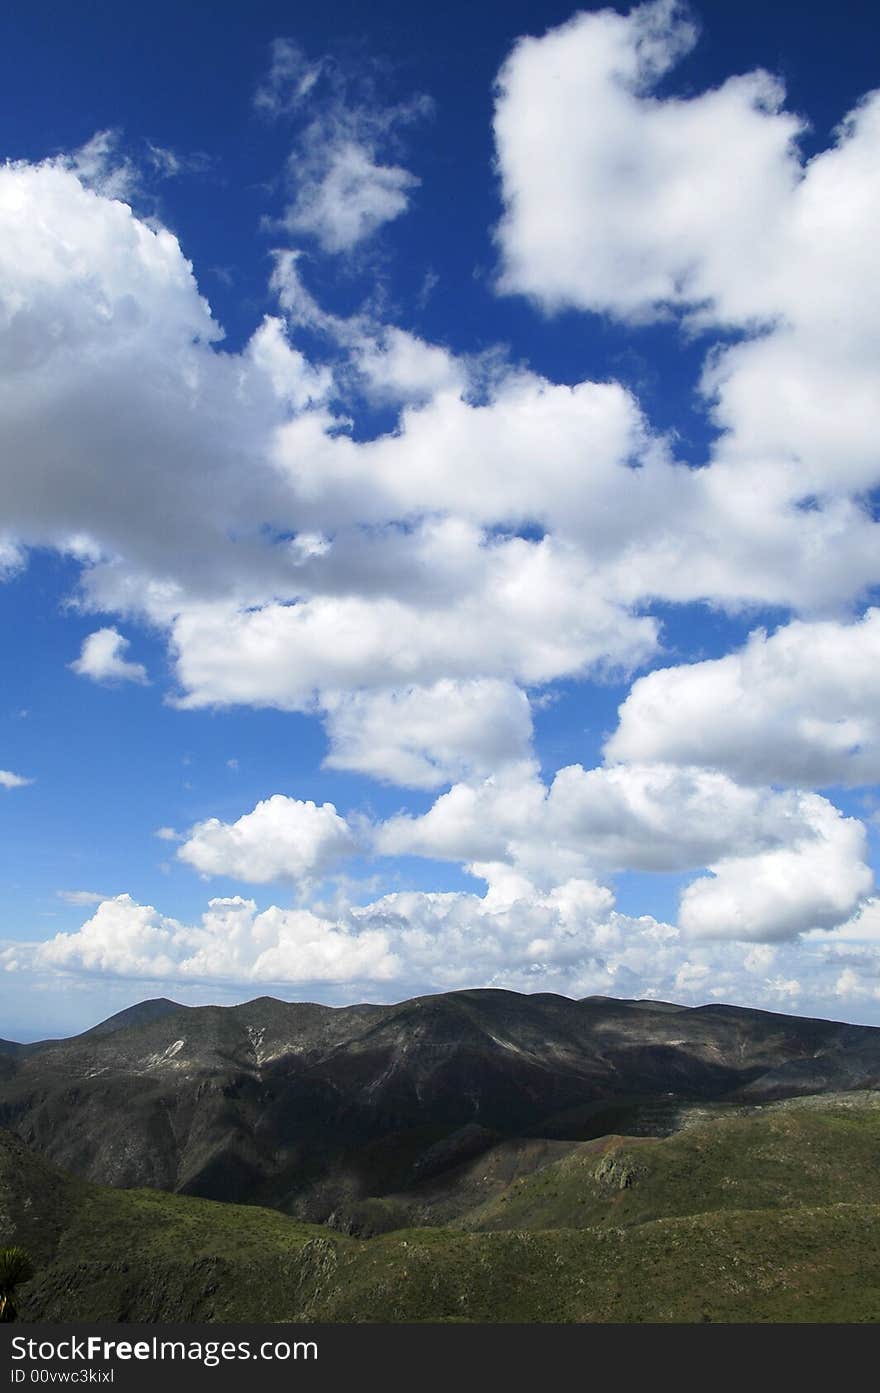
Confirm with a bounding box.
[6,1095,880,1323]
[301,1206,880,1323]
[458,1094,880,1233]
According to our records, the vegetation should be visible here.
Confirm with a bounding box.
[6,1094,880,1322]
[459,1096,880,1232]
[0,1247,34,1322]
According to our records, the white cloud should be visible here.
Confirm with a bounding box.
[70,627,149,685]
[377,759,845,874]
[0,536,24,576]
[168,528,659,711]
[154,826,180,842]
[3,149,880,756]
[177,794,358,884]
[321,679,534,788]
[352,326,465,405]
[254,38,325,119]
[266,351,649,534]
[257,38,429,253]
[494,0,791,320]
[679,795,872,941]
[260,258,880,617]
[1,25,880,986]
[62,129,139,201]
[607,611,880,787]
[56,889,108,906]
[0,769,32,790]
[377,761,872,940]
[245,314,332,410]
[6,876,878,1018]
[24,892,398,985]
[267,252,464,407]
[493,0,880,510]
[283,141,418,254]
[0,156,318,605]
[810,898,880,945]
[35,895,184,978]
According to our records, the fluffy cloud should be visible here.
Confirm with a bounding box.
[4,146,880,741]
[262,329,650,534]
[177,795,358,884]
[0,156,312,599]
[268,253,466,406]
[321,679,534,788]
[2,884,629,991]
[493,0,876,333]
[494,0,880,509]
[679,796,873,942]
[607,611,880,787]
[377,761,872,940]
[7,877,879,1019]
[70,627,148,685]
[23,893,397,984]
[2,10,880,999]
[494,0,793,319]
[0,153,667,711]
[352,326,466,406]
[0,769,32,790]
[168,529,659,711]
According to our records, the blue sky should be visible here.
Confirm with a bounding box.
[2,0,880,1038]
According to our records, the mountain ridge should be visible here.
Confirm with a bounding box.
[2,987,880,1225]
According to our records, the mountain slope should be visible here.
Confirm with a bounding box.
[2,990,879,1216]
[6,1098,880,1323]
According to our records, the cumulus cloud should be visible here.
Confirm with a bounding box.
[494,0,880,510]
[3,147,880,740]
[2,8,880,996]
[0,769,32,790]
[352,326,466,406]
[494,0,791,319]
[0,156,327,605]
[70,627,149,685]
[168,529,659,711]
[321,679,534,788]
[177,794,358,884]
[678,796,872,941]
[0,881,677,993]
[268,249,465,408]
[5,876,878,1017]
[20,892,398,985]
[607,611,880,787]
[376,760,872,938]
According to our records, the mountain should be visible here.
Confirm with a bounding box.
[2,988,879,1227]
[6,1094,880,1322]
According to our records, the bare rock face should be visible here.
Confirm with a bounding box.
[593,1153,646,1190]
[1,988,878,1214]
